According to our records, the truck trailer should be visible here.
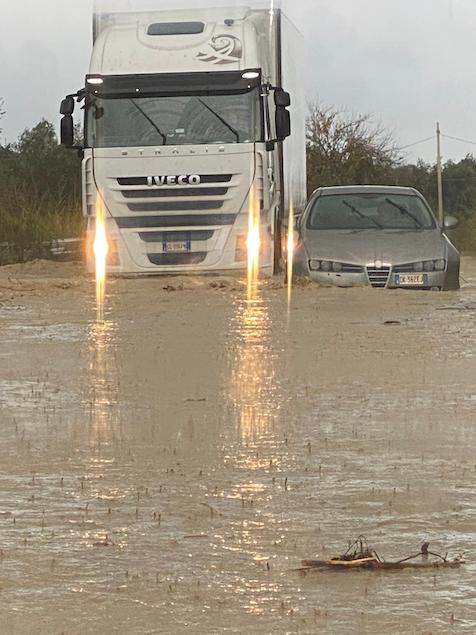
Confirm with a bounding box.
[60,5,306,275]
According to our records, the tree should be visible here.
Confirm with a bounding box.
[0,98,5,135]
[0,119,83,263]
[306,102,401,193]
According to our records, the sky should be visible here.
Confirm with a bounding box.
[1,0,476,163]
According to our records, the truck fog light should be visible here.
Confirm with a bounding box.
[309,259,321,271]
[321,261,332,272]
[332,262,343,272]
[424,260,435,272]
[435,259,446,271]
[413,261,423,272]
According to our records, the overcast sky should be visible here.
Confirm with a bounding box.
[1,0,476,162]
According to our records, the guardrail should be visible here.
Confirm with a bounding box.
[0,238,84,264]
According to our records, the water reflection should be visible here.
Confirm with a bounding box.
[227,288,281,447]
[87,317,120,452]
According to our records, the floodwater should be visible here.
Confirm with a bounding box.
[0,258,475,634]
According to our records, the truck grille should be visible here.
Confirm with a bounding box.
[148,252,207,266]
[117,174,233,214]
[366,265,391,288]
[109,173,242,268]
[116,214,236,228]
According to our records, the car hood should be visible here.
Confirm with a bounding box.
[300,229,446,265]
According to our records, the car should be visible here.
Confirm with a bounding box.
[293,185,460,290]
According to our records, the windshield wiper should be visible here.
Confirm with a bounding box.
[196,98,240,142]
[343,200,383,228]
[130,99,167,145]
[385,198,423,228]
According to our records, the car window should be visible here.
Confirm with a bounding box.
[306,193,436,230]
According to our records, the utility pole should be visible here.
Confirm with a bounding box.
[436,122,444,225]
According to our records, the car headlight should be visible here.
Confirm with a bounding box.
[412,259,446,272]
[332,262,343,272]
[321,261,332,272]
[309,259,321,271]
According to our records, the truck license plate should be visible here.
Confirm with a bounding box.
[165,241,188,253]
[395,274,428,286]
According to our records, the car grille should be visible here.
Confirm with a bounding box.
[366,265,391,288]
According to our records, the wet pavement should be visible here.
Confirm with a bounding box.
[0,259,475,634]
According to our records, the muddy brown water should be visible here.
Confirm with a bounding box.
[0,259,475,634]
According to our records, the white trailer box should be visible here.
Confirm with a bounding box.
[60,1,306,274]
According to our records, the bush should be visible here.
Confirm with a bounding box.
[0,120,83,264]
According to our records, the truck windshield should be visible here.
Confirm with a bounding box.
[86,89,263,147]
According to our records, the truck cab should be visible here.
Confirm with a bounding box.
[60,6,306,275]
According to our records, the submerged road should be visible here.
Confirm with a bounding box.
[0,259,475,634]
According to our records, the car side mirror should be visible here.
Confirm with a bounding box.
[60,115,74,147]
[443,215,459,230]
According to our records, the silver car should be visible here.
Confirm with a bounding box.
[293,186,460,290]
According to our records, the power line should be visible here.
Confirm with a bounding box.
[399,135,435,150]
[442,133,476,147]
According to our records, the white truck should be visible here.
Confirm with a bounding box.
[60,5,306,275]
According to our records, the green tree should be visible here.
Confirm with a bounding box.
[0,119,83,263]
[306,103,401,193]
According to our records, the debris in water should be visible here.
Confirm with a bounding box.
[298,536,465,572]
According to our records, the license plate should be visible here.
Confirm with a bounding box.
[164,241,188,253]
[395,274,428,286]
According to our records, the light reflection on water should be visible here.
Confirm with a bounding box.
[227,288,281,448]
[87,317,120,453]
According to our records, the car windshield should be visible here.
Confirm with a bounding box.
[306,193,436,230]
[86,89,263,147]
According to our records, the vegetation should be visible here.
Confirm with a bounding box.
[0,119,83,264]
[0,101,474,264]
[307,103,476,253]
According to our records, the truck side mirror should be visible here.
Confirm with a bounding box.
[60,115,74,147]
[274,89,291,142]
[60,96,75,116]
[275,89,291,109]
[276,108,291,141]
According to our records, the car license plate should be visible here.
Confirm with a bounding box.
[395,274,428,286]
[165,241,188,253]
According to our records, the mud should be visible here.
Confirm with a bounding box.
[0,258,475,634]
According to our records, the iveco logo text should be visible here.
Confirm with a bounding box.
[147,175,201,187]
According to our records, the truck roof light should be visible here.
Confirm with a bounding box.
[242,71,259,80]
[147,22,204,36]
[87,77,104,85]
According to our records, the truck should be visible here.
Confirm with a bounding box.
[60,4,306,275]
